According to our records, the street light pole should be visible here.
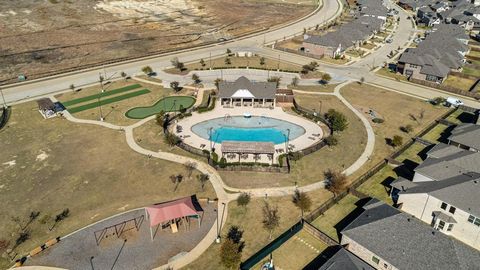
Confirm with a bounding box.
[0,87,7,108]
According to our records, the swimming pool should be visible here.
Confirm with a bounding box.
[191,116,306,144]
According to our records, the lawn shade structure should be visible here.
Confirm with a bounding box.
[144,196,204,241]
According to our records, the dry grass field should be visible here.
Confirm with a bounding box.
[184,188,332,270]
[0,101,215,268]
[0,0,316,82]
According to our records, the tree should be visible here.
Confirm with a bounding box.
[325,109,348,132]
[13,231,30,250]
[155,111,166,126]
[192,73,201,84]
[267,76,281,88]
[259,57,266,66]
[324,169,347,197]
[99,74,104,84]
[49,209,70,231]
[214,78,223,90]
[196,173,210,190]
[262,201,280,239]
[170,81,181,92]
[220,238,242,269]
[237,192,251,207]
[121,71,127,81]
[224,57,231,65]
[199,59,206,67]
[69,84,75,92]
[391,135,403,148]
[419,109,425,120]
[291,77,299,87]
[400,124,413,134]
[184,161,197,179]
[359,77,365,84]
[171,57,185,71]
[321,73,332,84]
[292,189,312,217]
[170,174,183,191]
[226,48,232,56]
[142,66,153,75]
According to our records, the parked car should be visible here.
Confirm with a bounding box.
[446,97,464,107]
[386,38,393,43]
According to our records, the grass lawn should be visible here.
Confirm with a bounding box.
[0,102,216,269]
[68,89,151,113]
[319,57,349,65]
[375,67,407,81]
[361,43,376,50]
[252,229,329,270]
[357,142,428,205]
[62,84,142,107]
[125,96,195,119]
[422,123,449,144]
[184,189,332,270]
[310,194,360,242]
[165,55,302,75]
[446,109,477,125]
[462,66,480,77]
[56,80,192,126]
[288,84,337,93]
[132,118,206,162]
[341,83,447,165]
[220,94,367,188]
[468,50,480,58]
[443,75,477,92]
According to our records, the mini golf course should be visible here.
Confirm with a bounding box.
[125,96,196,119]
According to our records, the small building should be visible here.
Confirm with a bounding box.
[221,141,275,163]
[218,76,277,108]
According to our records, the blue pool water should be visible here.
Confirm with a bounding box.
[191,116,305,144]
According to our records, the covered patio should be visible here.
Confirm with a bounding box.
[221,141,275,164]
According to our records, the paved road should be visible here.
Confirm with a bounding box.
[1,0,342,104]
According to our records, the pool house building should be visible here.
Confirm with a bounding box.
[218,76,277,108]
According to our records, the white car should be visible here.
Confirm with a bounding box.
[446,97,464,107]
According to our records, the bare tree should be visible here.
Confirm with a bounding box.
[324,169,348,197]
[170,174,184,191]
[262,201,280,239]
[292,189,312,217]
[69,84,75,92]
[196,173,210,190]
[121,71,127,81]
[184,161,197,179]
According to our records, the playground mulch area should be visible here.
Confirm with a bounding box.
[55,80,185,126]
[25,203,216,270]
[0,101,216,269]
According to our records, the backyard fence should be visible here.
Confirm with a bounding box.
[303,220,339,246]
[409,78,480,98]
[240,220,304,270]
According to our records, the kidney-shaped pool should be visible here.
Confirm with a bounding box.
[191,116,306,144]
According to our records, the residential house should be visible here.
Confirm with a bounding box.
[340,199,480,269]
[218,76,277,108]
[317,247,374,270]
[447,123,480,152]
[397,24,469,83]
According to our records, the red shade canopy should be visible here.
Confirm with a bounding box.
[145,197,201,227]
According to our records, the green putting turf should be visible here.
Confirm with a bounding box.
[68,89,151,114]
[62,84,142,107]
[125,96,196,119]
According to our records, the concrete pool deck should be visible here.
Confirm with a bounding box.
[173,105,325,164]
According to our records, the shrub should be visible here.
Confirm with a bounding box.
[219,157,227,168]
[391,135,403,147]
[372,118,384,124]
[400,124,413,133]
[325,135,338,146]
[198,97,216,113]
[277,154,286,166]
[164,133,181,146]
[237,193,251,207]
[202,149,210,156]
[211,152,219,163]
[288,151,303,161]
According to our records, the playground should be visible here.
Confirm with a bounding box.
[24,201,216,270]
[125,96,196,119]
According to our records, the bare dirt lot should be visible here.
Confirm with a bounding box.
[0,0,316,83]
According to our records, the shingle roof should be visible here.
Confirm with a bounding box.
[426,143,466,159]
[448,123,480,151]
[414,150,480,181]
[317,248,375,270]
[218,76,276,99]
[341,199,480,270]
[398,172,480,217]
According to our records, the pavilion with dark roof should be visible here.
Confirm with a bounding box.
[218,76,277,108]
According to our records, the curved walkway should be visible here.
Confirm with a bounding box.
[43,77,375,269]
